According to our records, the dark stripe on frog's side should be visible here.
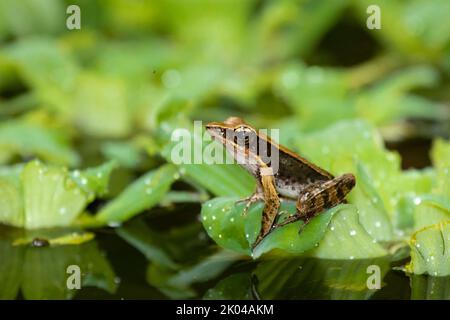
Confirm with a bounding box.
[254,134,333,187]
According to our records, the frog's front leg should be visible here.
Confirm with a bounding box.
[275,173,356,230]
[235,184,265,216]
[252,167,281,248]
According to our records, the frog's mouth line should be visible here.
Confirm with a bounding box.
[205,125,227,143]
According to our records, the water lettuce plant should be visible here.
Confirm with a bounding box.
[0,0,449,297]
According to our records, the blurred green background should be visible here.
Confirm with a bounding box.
[0,0,450,300]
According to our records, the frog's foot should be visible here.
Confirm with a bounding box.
[273,211,309,229]
[297,217,312,234]
[236,193,265,216]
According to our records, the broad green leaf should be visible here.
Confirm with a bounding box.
[407,221,450,276]
[0,174,23,227]
[414,195,450,230]
[69,160,117,199]
[22,160,87,229]
[394,169,435,230]
[253,205,341,259]
[0,160,115,229]
[201,197,262,255]
[95,164,178,224]
[201,197,341,258]
[308,205,388,259]
[348,162,393,241]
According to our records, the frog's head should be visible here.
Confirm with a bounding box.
[206,117,258,150]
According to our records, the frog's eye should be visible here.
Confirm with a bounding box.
[234,129,251,147]
[234,126,251,133]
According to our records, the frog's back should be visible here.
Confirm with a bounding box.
[273,150,332,199]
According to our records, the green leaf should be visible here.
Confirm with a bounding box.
[95,164,178,224]
[0,119,79,166]
[0,171,23,227]
[0,160,116,229]
[308,205,388,259]
[414,195,450,230]
[22,160,87,229]
[201,197,261,255]
[407,221,450,276]
[253,205,341,259]
[348,162,393,241]
[394,169,435,230]
[201,197,341,258]
[69,160,117,199]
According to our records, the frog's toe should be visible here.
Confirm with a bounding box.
[236,193,264,216]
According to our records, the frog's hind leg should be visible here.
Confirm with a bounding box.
[275,173,356,230]
[252,173,281,248]
[296,173,355,228]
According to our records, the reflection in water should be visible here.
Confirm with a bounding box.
[117,217,241,299]
[118,217,402,300]
[205,257,392,300]
[253,257,391,299]
[410,274,450,300]
[0,226,117,299]
[2,217,450,300]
